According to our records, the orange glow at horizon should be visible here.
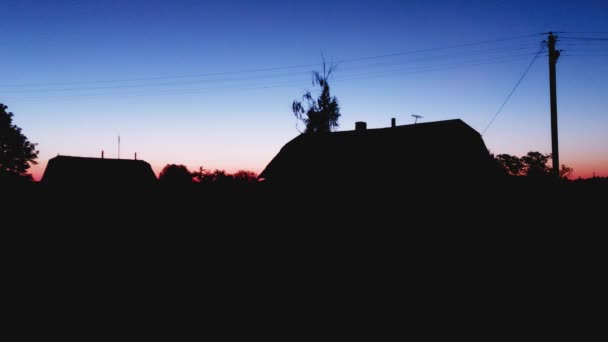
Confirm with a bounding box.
[29,161,263,182]
[29,160,607,182]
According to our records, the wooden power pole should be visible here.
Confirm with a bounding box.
[547,32,561,178]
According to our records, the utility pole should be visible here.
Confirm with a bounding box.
[547,32,561,178]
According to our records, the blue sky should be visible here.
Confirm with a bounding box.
[1,0,607,178]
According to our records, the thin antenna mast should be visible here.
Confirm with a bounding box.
[411,114,423,124]
[118,135,120,159]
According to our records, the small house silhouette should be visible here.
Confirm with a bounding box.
[42,155,157,187]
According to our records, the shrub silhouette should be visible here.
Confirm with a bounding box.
[159,164,193,186]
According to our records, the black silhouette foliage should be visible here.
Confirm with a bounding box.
[521,151,551,178]
[495,154,524,176]
[560,164,573,180]
[0,103,38,181]
[494,151,573,180]
[292,61,340,134]
[192,167,258,186]
[232,170,258,183]
[159,164,193,186]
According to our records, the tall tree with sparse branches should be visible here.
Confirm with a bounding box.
[292,61,341,134]
[0,103,38,181]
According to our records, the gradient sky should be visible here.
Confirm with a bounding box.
[1,0,607,179]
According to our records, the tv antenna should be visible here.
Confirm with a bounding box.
[411,114,423,124]
[118,134,121,159]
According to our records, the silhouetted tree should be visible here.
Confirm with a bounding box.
[495,151,574,180]
[292,60,341,134]
[560,164,573,180]
[0,103,38,182]
[495,154,524,176]
[208,169,231,185]
[192,167,258,190]
[192,166,210,184]
[232,170,258,183]
[193,167,229,183]
[521,151,551,177]
[159,164,193,186]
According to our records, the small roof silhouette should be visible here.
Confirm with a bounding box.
[260,119,499,187]
[42,155,157,187]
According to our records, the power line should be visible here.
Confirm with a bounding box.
[482,44,546,135]
[3,54,539,102]
[559,43,608,47]
[1,63,319,87]
[562,49,608,52]
[561,54,608,57]
[334,54,537,83]
[335,33,543,64]
[1,51,541,94]
[0,71,310,93]
[554,31,608,34]
[560,37,608,41]
[2,54,539,100]
[1,33,544,88]
[340,47,539,71]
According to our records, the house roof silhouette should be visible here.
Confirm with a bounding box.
[42,155,157,187]
[260,119,498,187]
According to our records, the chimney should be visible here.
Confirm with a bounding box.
[101,150,104,159]
[135,152,137,160]
[391,118,396,127]
[355,121,367,131]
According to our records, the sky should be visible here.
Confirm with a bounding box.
[1,0,607,179]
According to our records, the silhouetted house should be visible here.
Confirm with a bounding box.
[259,119,499,190]
[42,156,157,188]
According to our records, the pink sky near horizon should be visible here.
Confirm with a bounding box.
[28,151,607,182]
[29,158,265,182]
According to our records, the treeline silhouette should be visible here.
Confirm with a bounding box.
[493,151,573,180]
[7,159,604,222]
[158,164,261,196]
[158,164,259,190]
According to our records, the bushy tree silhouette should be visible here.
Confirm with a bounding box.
[191,167,258,186]
[232,170,258,183]
[292,61,341,134]
[159,164,193,186]
[521,151,551,178]
[0,103,38,182]
[495,154,524,176]
[494,151,574,180]
[192,166,208,184]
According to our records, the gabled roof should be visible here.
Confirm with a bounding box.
[260,119,497,185]
[42,156,157,186]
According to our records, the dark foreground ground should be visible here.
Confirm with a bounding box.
[5,176,606,221]
[1,178,605,336]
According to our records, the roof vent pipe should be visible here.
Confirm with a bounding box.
[355,121,367,131]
